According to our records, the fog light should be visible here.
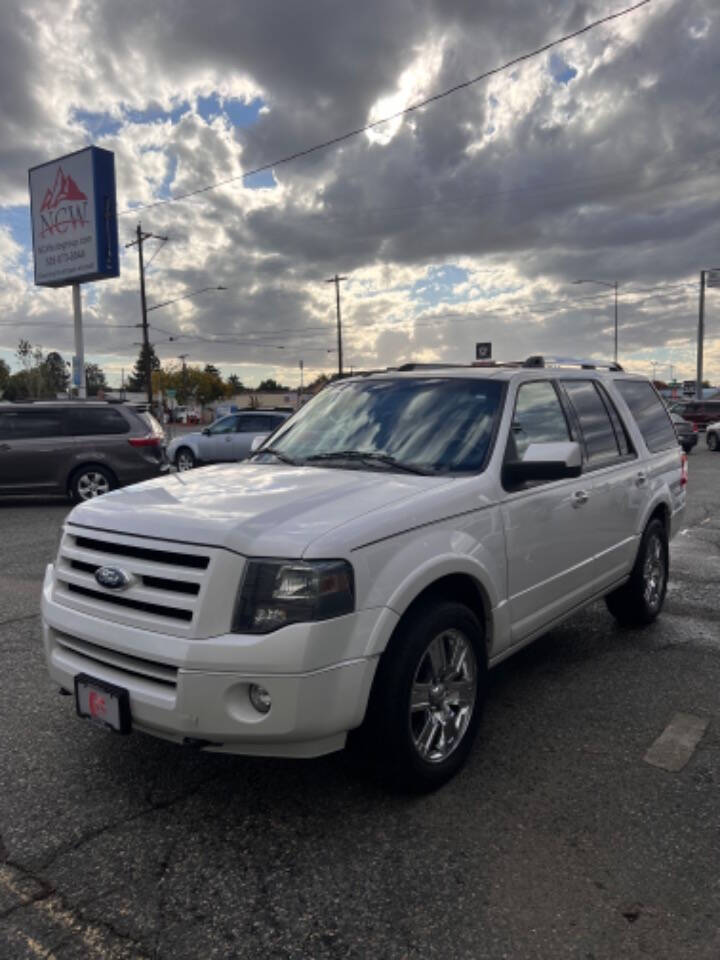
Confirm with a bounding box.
[249,684,272,714]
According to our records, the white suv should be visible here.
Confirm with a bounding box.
[42,358,686,791]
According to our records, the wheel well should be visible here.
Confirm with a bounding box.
[174,445,195,459]
[397,574,491,649]
[648,501,669,533]
[68,462,117,491]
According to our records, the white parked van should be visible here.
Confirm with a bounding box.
[42,358,686,790]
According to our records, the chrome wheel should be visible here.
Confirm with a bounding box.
[175,449,195,471]
[76,471,110,500]
[642,533,666,612]
[409,628,477,764]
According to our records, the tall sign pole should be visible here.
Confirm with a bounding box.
[698,267,720,400]
[326,274,347,378]
[696,270,706,401]
[29,146,119,400]
[72,283,86,398]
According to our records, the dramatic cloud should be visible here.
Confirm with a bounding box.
[0,0,718,386]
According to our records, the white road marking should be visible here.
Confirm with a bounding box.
[644,712,710,772]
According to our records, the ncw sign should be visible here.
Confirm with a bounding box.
[29,146,119,287]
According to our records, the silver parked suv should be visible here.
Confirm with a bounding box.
[0,402,167,501]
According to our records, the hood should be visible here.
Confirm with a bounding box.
[67,462,451,556]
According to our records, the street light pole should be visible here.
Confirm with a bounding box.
[613,280,618,366]
[572,278,619,364]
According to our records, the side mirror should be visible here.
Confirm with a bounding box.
[201,427,210,436]
[503,441,582,486]
[250,435,266,452]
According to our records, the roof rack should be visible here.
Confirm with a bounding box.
[395,362,468,371]
[523,355,624,372]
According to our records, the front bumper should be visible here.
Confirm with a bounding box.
[42,568,380,758]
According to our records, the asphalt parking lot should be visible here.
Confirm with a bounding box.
[1,449,718,959]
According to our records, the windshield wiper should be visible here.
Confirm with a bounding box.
[252,447,302,466]
[305,450,433,475]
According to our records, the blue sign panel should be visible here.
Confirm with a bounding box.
[29,146,120,288]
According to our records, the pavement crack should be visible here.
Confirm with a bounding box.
[35,772,222,873]
[0,613,40,627]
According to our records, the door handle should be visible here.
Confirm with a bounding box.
[635,471,648,487]
[572,490,589,507]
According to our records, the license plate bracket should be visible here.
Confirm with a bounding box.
[74,674,132,734]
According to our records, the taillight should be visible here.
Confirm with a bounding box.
[128,435,162,448]
[692,422,698,433]
[680,452,688,487]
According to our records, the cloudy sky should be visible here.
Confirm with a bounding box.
[1,0,718,388]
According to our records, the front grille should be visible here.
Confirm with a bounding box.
[54,631,178,688]
[74,535,209,569]
[67,583,194,621]
[55,528,215,633]
[69,560,200,596]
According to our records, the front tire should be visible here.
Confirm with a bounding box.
[174,447,196,471]
[708,432,719,452]
[350,601,487,792]
[605,518,668,626]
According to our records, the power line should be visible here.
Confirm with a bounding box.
[117,0,652,217]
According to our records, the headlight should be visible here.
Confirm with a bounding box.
[232,559,354,634]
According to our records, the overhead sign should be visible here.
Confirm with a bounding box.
[475,342,492,360]
[29,146,119,287]
[706,269,720,288]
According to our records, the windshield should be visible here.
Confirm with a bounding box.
[254,377,504,474]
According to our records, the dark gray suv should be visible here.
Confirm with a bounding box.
[0,402,167,501]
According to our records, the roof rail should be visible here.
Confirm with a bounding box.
[394,362,467,371]
[523,355,624,372]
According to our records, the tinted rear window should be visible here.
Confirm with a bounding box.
[66,407,130,436]
[0,409,65,440]
[614,380,677,452]
[562,380,620,465]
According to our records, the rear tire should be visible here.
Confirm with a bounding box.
[70,465,115,502]
[349,600,487,793]
[605,518,668,626]
[708,432,718,452]
[175,447,196,471]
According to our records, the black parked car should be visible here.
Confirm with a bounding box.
[0,402,167,501]
[670,412,698,454]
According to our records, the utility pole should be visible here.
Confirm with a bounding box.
[326,274,347,377]
[126,222,168,408]
[178,353,189,404]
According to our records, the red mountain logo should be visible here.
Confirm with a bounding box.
[40,166,87,211]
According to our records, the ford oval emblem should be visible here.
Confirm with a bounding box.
[94,566,132,590]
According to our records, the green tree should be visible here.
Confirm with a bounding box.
[257,377,289,391]
[126,343,161,391]
[204,363,221,378]
[85,363,108,396]
[226,373,243,393]
[43,351,70,394]
[0,358,9,395]
[14,339,47,398]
